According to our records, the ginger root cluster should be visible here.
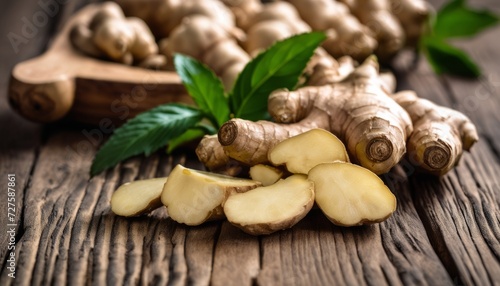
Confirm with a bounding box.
[68,1,478,176]
[70,0,430,90]
[197,57,478,176]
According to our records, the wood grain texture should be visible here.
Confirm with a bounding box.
[0,0,57,276]
[393,15,500,284]
[1,0,500,285]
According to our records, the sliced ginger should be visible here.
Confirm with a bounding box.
[309,162,396,226]
[268,128,349,174]
[224,175,314,235]
[161,165,261,226]
[111,177,167,217]
[249,164,284,186]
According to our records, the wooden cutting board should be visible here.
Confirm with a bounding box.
[8,3,190,126]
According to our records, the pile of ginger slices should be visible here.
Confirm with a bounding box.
[111,129,396,235]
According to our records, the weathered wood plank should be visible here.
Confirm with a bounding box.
[394,14,500,285]
[0,128,176,285]
[211,222,260,286]
[409,141,500,285]
[0,0,58,274]
[256,184,453,286]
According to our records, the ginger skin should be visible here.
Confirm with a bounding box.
[162,15,250,91]
[220,0,263,31]
[340,0,405,61]
[389,0,429,47]
[391,91,478,175]
[285,0,377,61]
[195,135,246,176]
[70,2,163,67]
[195,55,352,175]
[116,0,238,39]
[244,1,310,56]
[217,57,413,175]
[243,1,339,83]
[218,117,321,167]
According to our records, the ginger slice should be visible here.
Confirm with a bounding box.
[249,164,284,186]
[268,129,349,174]
[224,174,314,235]
[161,165,261,226]
[309,162,396,226]
[111,177,167,217]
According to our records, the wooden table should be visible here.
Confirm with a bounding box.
[1,0,499,285]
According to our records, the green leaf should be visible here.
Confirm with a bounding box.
[230,32,326,121]
[91,104,203,176]
[423,37,481,77]
[174,54,230,128]
[434,0,499,39]
[166,124,216,154]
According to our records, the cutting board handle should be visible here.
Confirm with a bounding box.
[9,3,188,125]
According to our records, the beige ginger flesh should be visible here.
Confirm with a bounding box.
[224,174,314,235]
[111,177,167,217]
[161,165,261,226]
[249,164,284,186]
[268,129,349,174]
[309,162,396,226]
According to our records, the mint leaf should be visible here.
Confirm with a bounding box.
[91,104,203,176]
[230,32,326,121]
[423,37,480,77]
[174,54,229,128]
[167,124,217,154]
[434,0,499,39]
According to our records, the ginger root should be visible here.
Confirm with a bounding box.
[220,0,263,31]
[389,0,430,47]
[309,162,397,226]
[195,135,246,176]
[161,15,250,91]
[116,0,238,39]
[224,174,314,235]
[70,2,165,68]
[391,91,478,175]
[69,23,104,59]
[285,0,377,61]
[243,1,339,83]
[244,1,311,56]
[339,0,405,61]
[216,57,413,175]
